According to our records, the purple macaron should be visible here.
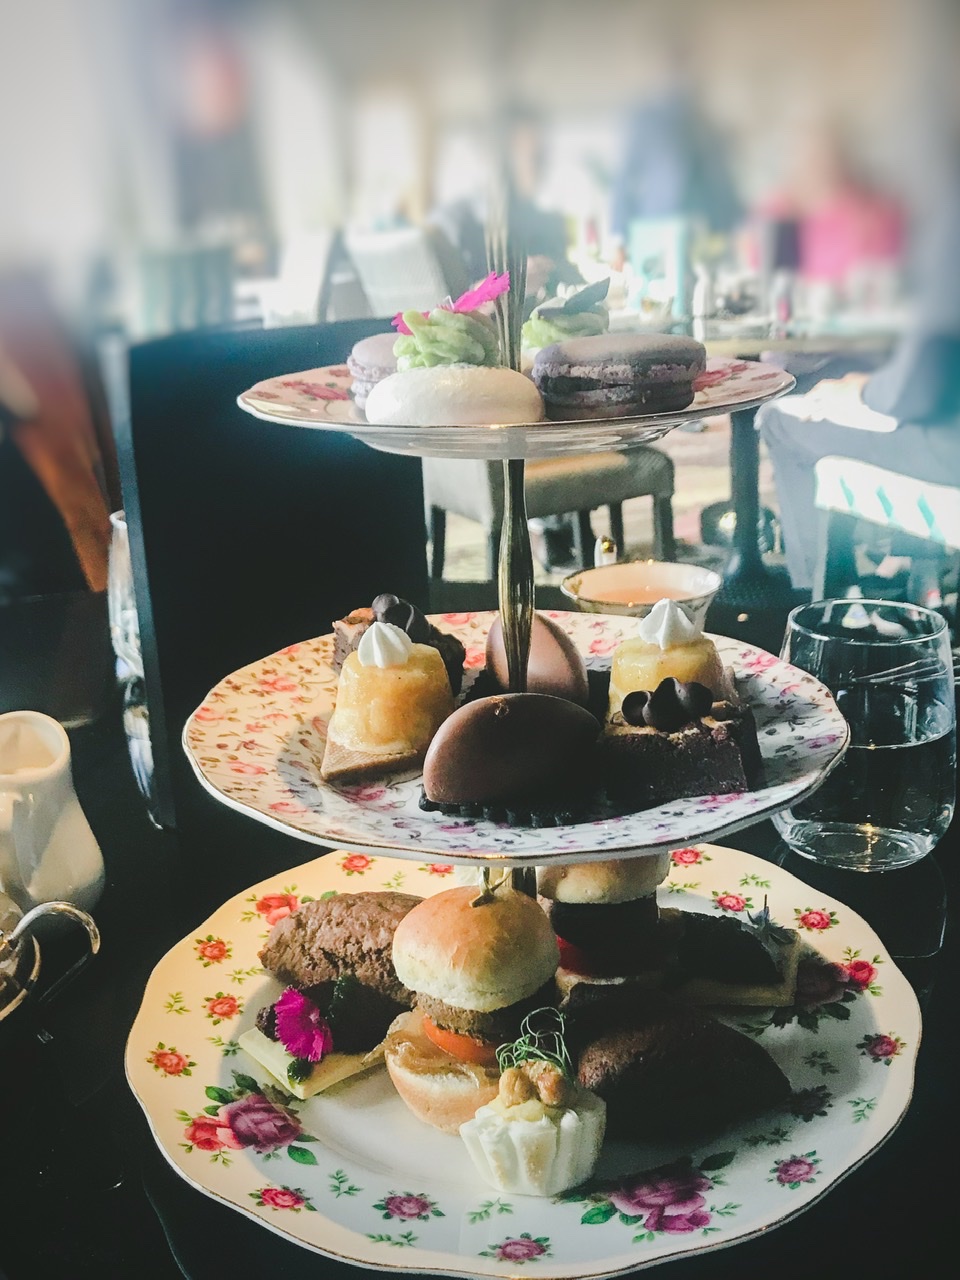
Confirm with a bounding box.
[532,334,706,420]
[347,333,399,409]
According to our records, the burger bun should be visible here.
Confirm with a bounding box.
[384,1010,499,1134]
[537,854,671,905]
[391,886,559,1012]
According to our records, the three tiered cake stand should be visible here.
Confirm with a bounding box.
[126,330,919,1279]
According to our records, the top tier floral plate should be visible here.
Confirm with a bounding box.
[125,844,920,1280]
[236,358,795,459]
[182,611,848,866]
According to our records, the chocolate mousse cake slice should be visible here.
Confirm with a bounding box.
[332,608,374,672]
[597,677,763,811]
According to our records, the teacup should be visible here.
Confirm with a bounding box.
[560,560,722,629]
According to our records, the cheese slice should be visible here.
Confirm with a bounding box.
[238,1028,385,1100]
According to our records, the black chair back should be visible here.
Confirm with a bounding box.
[105,320,425,834]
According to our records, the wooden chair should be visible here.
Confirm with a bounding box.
[424,448,676,579]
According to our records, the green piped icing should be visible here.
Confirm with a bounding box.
[394,308,500,370]
[521,309,607,350]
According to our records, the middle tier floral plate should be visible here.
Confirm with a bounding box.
[183,611,848,865]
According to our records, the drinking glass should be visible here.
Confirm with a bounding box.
[773,599,956,871]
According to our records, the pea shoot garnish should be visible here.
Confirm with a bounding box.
[496,1007,572,1077]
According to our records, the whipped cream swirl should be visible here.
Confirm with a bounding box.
[636,598,700,649]
[356,620,414,668]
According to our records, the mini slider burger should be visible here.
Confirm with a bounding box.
[540,858,802,1007]
[537,855,672,990]
[384,885,560,1133]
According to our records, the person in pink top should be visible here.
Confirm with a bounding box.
[752,122,905,299]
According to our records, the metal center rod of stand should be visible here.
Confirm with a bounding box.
[497,457,534,694]
[495,456,538,900]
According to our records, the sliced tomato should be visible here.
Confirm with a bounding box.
[421,1015,499,1067]
[557,935,606,977]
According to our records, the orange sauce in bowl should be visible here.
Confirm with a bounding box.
[588,584,694,605]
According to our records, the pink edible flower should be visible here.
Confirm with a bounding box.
[274,988,333,1062]
[392,271,510,334]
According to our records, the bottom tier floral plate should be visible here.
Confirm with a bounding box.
[126,846,919,1280]
[182,611,848,865]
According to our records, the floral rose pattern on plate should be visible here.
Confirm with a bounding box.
[340,853,374,876]
[479,1235,552,1264]
[127,846,921,1278]
[204,992,243,1025]
[251,1185,317,1212]
[795,907,838,932]
[712,890,752,913]
[857,1033,906,1065]
[770,1153,821,1189]
[372,1193,444,1223]
[195,935,232,966]
[562,1154,736,1241]
[178,1071,318,1168]
[148,1043,195,1077]
[671,847,711,867]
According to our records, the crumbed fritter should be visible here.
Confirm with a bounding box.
[259,891,421,1005]
[568,985,791,1140]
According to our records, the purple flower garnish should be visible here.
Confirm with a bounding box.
[274,988,333,1062]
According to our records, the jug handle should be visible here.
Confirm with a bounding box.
[0,790,27,903]
[9,901,101,1008]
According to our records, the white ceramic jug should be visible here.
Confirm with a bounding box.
[0,711,104,913]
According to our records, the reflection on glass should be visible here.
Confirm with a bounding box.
[107,512,161,828]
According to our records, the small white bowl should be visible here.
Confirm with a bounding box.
[560,560,722,628]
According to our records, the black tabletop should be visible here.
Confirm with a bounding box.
[0,607,956,1280]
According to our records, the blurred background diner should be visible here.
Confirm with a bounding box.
[1,0,958,628]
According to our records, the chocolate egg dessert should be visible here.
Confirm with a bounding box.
[484,612,589,706]
[420,693,599,825]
